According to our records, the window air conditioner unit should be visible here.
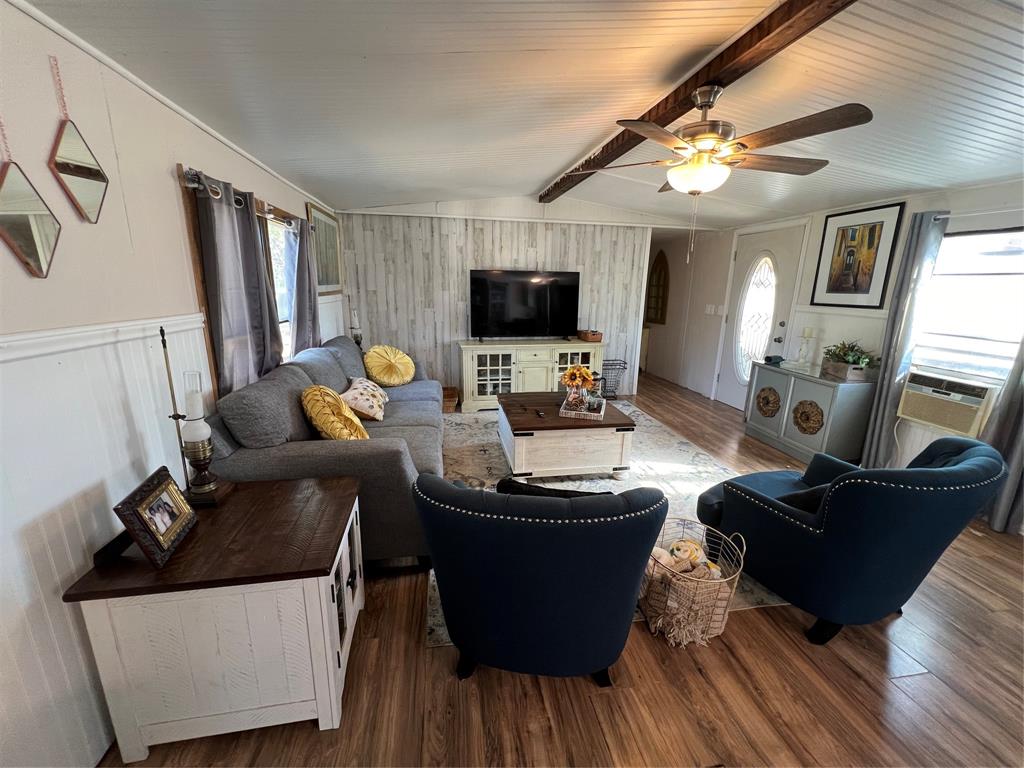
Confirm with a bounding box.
[896,371,998,438]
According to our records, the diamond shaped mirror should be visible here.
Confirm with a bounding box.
[0,161,62,278]
[49,119,108,223]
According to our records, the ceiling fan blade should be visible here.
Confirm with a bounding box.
[658,181,674,193]
[725,104,872,152]
[566,159,683,176]
[617,119,693,151]
[728,154,829,175]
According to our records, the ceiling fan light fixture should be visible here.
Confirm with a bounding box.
[666,153,731,195]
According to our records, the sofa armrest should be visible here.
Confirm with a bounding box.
[802,453,860,487]
[212,437,420,483]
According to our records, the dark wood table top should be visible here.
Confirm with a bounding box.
[497,392,636,432]
[63,478,359,602]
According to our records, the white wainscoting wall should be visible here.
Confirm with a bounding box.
[317,293,349,342]
[0,313,213,767]
[340,214,652,394]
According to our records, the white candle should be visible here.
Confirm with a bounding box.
[185,391,205,421]
[350,308,360,329]
[801,326,815,338]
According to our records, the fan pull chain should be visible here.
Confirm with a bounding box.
[0,114,12,163]
[49,55,70,120]
[686,193,701,264]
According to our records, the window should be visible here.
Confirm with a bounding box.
[645,250,669,324]
[734,255,777,383]
[266,218,297,360]
[911,229,1024,381]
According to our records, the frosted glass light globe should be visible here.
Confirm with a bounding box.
[666,154,731,194]
[181,417,212,443]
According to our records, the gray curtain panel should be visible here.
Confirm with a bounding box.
[194,172,282,395]
[290,219,321,355]
[861,210,950,468]
[982,341,1023,533]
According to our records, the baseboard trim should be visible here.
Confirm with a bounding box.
[0,313,205,363]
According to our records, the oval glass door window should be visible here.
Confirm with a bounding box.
[734,255,777,383]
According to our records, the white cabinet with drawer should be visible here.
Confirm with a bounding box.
[744,362,876,463]
[459,339,604,412]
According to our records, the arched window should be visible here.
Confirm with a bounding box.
[734,255,777,383]
[645,250,669,324]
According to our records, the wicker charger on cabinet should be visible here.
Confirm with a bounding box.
[639,519,745,647]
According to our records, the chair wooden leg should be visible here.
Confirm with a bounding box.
[805,618,844,645]
[456,652,476,680]
[591,668,613,688]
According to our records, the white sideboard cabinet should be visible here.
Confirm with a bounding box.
[458,339,605,412]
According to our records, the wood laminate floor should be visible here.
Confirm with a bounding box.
[101,374,1023,767]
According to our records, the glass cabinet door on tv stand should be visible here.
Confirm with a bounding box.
[475,352,514,397]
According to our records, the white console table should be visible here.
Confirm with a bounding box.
[458,339,604,412]
[63,479,364,763]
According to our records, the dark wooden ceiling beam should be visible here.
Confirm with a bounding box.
[538,0,860,204]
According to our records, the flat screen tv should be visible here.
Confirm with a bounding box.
[469,269,580,338]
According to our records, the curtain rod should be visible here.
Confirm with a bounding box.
[933,207,1023,221]
[182,166,297,228]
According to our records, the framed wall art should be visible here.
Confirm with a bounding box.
[112,466,197,568]
[810,202,905,309]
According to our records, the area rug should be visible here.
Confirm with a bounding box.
[427,401,786,647]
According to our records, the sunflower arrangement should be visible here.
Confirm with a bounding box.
[560,364,595,390]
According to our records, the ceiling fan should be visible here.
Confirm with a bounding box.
[573,85,872,196]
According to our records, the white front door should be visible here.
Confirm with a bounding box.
[715,225,805,411]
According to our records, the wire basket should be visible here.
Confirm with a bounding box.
[600,359,628,399]
[638,519,746,647]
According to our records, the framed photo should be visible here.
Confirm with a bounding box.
[306,202,342,293]
[113,467,197,568]
[810,202,905,309]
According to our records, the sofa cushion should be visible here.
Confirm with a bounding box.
[217,364,315,448]
[341,377,389,421]
[301,385,369,441]
[368,425,443,475]
[365,344,416,387]
[384,379,443,403]
[362,400,443,431]
[290,348,349,393]
[323,336,367,380]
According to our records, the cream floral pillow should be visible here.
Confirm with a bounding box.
[340,377,389,421]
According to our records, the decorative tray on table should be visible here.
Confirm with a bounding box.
[559,397,606,421]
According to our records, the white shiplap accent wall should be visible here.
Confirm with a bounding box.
[0,314,213,767]
[340,214,652,395]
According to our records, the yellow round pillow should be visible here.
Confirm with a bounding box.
[364,344,415,387]
[301,385,368,441]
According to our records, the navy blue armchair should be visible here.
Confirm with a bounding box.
[413,474,667,684]
[697,437,1007,644]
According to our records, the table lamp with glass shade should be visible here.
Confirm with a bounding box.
[180,371,228,506]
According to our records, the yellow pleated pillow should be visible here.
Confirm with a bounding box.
[301,385,368,441]
[364,344,415,387]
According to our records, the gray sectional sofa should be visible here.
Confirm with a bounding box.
[208,336,442,560]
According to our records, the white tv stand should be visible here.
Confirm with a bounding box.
[458,339,605,412]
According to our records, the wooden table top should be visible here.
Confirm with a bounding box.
[497,392,636,432]
[63,478,359,602]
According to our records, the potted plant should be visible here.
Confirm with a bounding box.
[820,340,879,382]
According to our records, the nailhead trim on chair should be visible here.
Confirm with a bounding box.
[724,484,824,534]
[725,466,1006,534]
[820,469,1007,528]
[412,483,667,524]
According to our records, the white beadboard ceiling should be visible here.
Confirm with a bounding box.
[28,0,1024,227]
